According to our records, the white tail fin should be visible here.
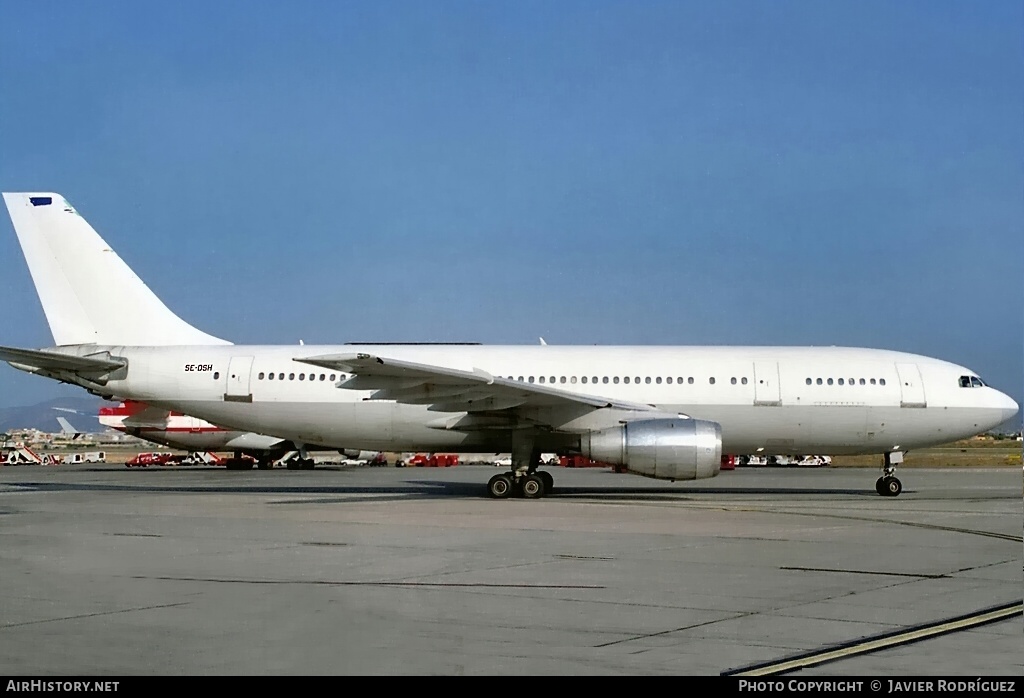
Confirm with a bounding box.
[3,193,230,346]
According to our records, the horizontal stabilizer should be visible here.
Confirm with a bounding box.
[0,345,126,373]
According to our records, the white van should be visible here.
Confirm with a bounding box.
[63,452,106,464]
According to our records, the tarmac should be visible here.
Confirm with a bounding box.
[0,462,1020,676]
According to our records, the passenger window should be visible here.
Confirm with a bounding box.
[879,378,886,386]
[624,377,630,384]
[550,376,556,384]
[635,376,640,384]
[806,378,812,385]
[529,376,535,383]
[268,373,275,380]
[320,374,325,381]
[613,377,620,384]
[730,377,736,385]
[859,378,865,385]
[827,378,833,385]
[709,377,716,385]
[870,378,876,385]
[570,376,577,384]
[666,377,673,384]
[741,377,748,385]
[645,377,651,384]
[330,374,336,381]
[258,372,265,380]
[581,376,588,384]
[592,376,598,384]
[816,378,822,385]
[213,372,219,380]
[848,378,854,385]
[539,376,546,384]
[603,377,609,384]
[289,373,295,380]
[688,377,694,384]
[838,378,844,385]
[299,374,305,381]
[656,377,662,384]
[560,376,567,384]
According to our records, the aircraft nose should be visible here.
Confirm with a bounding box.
[995,390,1019,424]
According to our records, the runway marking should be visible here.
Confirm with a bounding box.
[722,506,1023,543]
[554,554,616,561]
[0,602,189,630]
[301,541,350,547]
[135,575,603,589]
[780,566,948,578]
[595,612,757,648]
[722,600,1023,676]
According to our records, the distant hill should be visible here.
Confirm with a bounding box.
[0,396,109,433]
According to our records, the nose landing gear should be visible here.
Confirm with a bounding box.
[876,451,903,496]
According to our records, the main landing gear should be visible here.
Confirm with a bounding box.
[875,451,903,497]
[487,433,554,499]
[487,469,554,499]
[280,448,316,470]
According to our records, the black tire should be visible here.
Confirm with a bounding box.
[521,474,545,499]
[488,473,513,499]
[875,477,885,495]
[538,471,554,495]
[882,477,902,497]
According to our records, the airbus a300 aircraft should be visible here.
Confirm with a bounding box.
[1,193,1017,498]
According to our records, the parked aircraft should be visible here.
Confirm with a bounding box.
[1,193,1017,497]
[96,400,379,469]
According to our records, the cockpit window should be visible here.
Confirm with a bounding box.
[959,375,987,388]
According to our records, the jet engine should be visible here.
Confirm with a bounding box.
[579,418,722,480]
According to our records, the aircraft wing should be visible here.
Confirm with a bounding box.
[295,352,665,415]
[0,345,125,373]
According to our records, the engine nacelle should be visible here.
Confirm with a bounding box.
[579,418,722,481]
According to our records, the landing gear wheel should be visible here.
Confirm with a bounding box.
[521,474,545,499]
[875,477,885,495]
[488,473,514,499]
[257,459,273,470]
[300,459,315,470]
[538,471,554,495]
[880,476,902,497]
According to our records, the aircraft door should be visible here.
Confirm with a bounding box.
[753,361,781,406]
[224,356,255,403]
[895,363,926,408]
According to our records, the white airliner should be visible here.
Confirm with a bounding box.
[1,193,1017,498]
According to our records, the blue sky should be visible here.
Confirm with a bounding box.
[1,1,1021,417]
